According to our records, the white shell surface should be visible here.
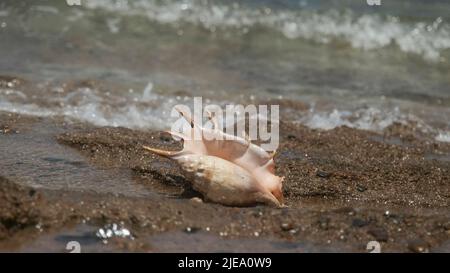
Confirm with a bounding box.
[174,154,280,207]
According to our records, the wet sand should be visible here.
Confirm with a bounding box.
[0,110,449,253]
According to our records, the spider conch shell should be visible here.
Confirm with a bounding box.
[143,107,284,207]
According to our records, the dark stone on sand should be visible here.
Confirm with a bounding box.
[316,170,331,179]
[287,134,297,140]
[407,239,429,253]
[352,218,368,228]
[443,221,450,231]
[29,189,36,197]
[367,227,389,242]
[356,184,367,192]
[318,217,330,230]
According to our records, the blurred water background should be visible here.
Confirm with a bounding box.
[0,0,449,141]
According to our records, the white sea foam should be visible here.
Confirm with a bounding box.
[435,131,450,143]
[0,87,175,130]
[297,106,450,143]
[300,107,409,131]
[1,86,449,142]
[84,0,450,62]
[300,106,433,132]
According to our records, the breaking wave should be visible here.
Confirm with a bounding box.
[1,86,449,143]
[83,0,450,62]
[0,85,173,130]
[299,107,450,143]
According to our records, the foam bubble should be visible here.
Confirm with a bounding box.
[436,131,450,143]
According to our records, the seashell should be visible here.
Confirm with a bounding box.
[143,107,284,207]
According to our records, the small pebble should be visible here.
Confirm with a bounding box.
[318,217,330,230]
[367,227,389,242]
[190,197,203,203]
[352,218,368,228]
[317,170,331,179]
[280,222,293,231]
[252,210,264,217]
[407,239,429,253]
[356,184,367,192]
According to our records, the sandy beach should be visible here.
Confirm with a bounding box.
[1,107,448,252]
